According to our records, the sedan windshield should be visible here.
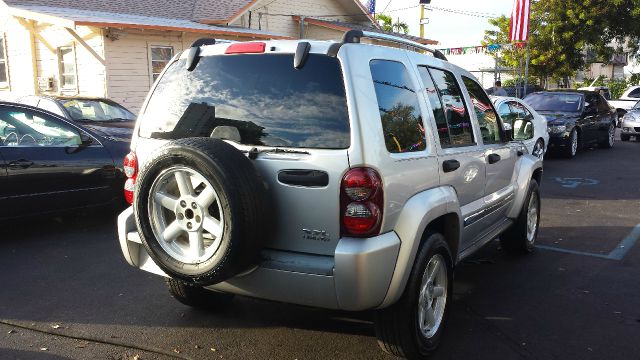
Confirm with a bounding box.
[524,93,583,112]
[59,99,136,122]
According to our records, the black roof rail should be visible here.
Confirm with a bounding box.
[190,38,218,47]
[329,29,447,61]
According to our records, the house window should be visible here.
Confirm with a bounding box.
[150,46,173,82]
[0,34,8,88]
[58,46,77,90]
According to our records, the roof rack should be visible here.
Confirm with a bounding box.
[337,30,448,61]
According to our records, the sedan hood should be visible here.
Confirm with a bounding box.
[536,111,580,125]
[83,121,134,141]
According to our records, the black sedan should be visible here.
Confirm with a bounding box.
[524,90,617,158]
[0,102,132,219]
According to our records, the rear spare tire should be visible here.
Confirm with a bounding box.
[134,138,267,286]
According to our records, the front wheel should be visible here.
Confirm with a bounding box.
[374,232,453,358]
[500,179,540,255]
[563,129,578,158]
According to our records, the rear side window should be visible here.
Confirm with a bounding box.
[370,60,426,153]
[424,68,475,147]
[463,76,502,144]
[140,54,349,149]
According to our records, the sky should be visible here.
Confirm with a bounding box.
[364,0,515,48]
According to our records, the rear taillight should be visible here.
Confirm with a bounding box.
[123,152,138,205]
[340,168,383,237]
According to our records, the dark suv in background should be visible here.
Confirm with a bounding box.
[524,90,616,158]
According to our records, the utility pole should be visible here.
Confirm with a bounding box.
[419,0,431,38]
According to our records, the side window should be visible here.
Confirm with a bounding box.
[427,68,475,146]
[417,67,450,147]
[39,99,65,117]
[0,34,8,88]
[509,101,534,140]
[0,109,81,147]
[150,45,174,82]
[584,94,598,112]
[370,60,426,153]
[462,76,502,144]
[497,102,515,125]
[597,94,610,112]
[628,88,640,98]
[58,46,77,90]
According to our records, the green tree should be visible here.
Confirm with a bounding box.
[484,0,640,86]
[375,14,409,34]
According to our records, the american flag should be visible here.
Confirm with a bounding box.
[366,0,375,14]
[509,0,531,42]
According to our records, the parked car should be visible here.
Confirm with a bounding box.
[486,84,543,99]
[591,86,640,122]
[18,95,135,125]
[577,86,611,100]
[492,96,549,159]
[0,102,131,219]
[524,90,616,158]
[116,32,543,358]
[620,100,640,141]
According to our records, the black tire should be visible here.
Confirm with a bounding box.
[500,179,540,255]
[165,278,234,309]
[620,134,630,141]
[562,129,578,159]
[598,122,615,149]
[374,232,453,359]
[134,137,267,286]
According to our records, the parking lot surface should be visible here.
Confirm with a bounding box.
[1,136,639,360]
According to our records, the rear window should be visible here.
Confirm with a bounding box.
[139,54,350,149]
[524,93,583,112]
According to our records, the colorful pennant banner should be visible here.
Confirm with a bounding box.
[438,42,526,56]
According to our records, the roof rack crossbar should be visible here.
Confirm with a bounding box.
[340,30,447,61]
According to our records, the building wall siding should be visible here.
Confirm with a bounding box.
[0,16,35,99]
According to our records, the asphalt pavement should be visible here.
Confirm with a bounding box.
[1,134,639,360]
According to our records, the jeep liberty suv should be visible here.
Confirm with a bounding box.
[117,31,543,358]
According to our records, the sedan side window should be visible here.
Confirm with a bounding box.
[509,101,534,140]
[497,102,516,126]
[38,99,66,117]
[0,109,81,147]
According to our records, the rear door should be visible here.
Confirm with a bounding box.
[414,66,487,250]
[0,105,117,218]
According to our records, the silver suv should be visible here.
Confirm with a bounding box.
[117,31,543,358]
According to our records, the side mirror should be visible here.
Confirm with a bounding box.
[80,132,93,146]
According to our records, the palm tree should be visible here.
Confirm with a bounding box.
[375,14,409,35]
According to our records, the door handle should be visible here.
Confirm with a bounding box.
[487,153,501,164]
[278,169,329,187]
[442,159,460,173]
[8,159,34,169]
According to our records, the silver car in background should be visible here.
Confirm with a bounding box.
[620,101,640,141]
[492,96,549,159]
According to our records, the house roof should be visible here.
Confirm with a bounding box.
[0,0,257,23]
[296,17,438,45]
[4,3,288,39]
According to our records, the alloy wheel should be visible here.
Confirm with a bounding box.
[418,254,448,339]
[147,166,224,264]
[526,193,539,244]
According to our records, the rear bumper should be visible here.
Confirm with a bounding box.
[118,207,400,311]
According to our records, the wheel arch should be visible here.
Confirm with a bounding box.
[507,154,543,219]
[378,186,461,308]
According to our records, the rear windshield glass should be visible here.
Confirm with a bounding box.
[524,93,583,112]
[139,54,350,149]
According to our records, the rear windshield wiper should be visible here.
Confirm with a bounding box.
[247,147,310,159]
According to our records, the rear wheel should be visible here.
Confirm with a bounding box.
[599,122,615,148]
[374,232,453,358]
[165,278,234,310]
[500,179,540,255]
